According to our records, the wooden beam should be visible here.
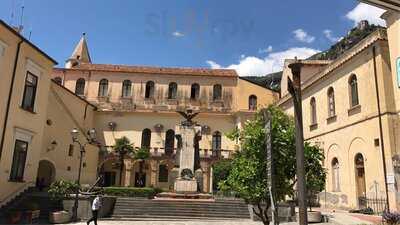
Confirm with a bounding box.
[360,0,400,12]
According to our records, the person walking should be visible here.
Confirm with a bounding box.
[87,193,102,225]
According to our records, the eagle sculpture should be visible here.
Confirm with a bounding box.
[177,109,199,126]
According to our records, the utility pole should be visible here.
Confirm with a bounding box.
[288,58,308,225]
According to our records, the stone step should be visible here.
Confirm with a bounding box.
[110,197,250,220]
[106,216,252,221]
[115,201,247,206]
[113,207,248,213]
[114,203,248,209]
[113,209,249,215]
[111,213,250,219]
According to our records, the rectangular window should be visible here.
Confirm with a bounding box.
[10,140,29,181]
[158,165,169,182]
[21,72,38,112]
[68,144,74,156]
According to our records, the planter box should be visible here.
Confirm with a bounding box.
[49,211,70,224]
[248,202,296,222]
[26,210,40,224]
[307,211,322,223]
[6,211,22,224]
[62,196,116,220]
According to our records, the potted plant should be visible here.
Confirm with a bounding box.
[304,143,327,223]
[48,180,78,223]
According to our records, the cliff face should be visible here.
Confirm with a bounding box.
[309,21,384,60]
[242,71,282,92]
[244,21,384,90]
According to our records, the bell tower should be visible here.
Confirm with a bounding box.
[65,33,92,68]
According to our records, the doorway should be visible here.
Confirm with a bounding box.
[36,160,56,190]
[355,153,367,208]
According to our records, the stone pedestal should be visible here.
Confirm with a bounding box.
[174,179,198,193]
[174,123,202,193]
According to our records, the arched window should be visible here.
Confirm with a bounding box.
[332,158,340,192]
[310,97,317,125]
[327,87,335,117]
[54,77,62,85]
[98,79,108,97]
[190,83,200,100]
[213,84,222,101]
[165,129,175,155]
[249,95,257,111]
[349,74,359,107]
[75,78,85,96]
[212,131,222,151]
[122,80,132,97]
[145,81,155,99]
[141,128,152,149]
[168,82,178,99]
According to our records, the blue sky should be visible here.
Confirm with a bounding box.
[0,0,386,76]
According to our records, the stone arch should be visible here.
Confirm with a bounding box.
[326,144,341,193]
[36,159,56,188]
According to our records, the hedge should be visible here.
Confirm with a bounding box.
[103,187,163,198]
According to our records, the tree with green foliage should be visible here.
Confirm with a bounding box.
[212,159,233,192]
[221,106,326,225]
[113,136,134,186]
[304,143,326,211]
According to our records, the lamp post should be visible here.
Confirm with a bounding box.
[70,128,97,222]
[287,58,308,225]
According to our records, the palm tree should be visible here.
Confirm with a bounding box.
[113,136,134,186]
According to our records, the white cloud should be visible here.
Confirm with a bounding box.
[259,45,273,54]
[206,47,320,76]
[172,31,185,37]
[293,29,315,43]
[323,29,341,43]
[206,60,222,69]
[346,3,386,26]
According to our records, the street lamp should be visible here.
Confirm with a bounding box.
[70,128,97,222]
[287,58,308,225]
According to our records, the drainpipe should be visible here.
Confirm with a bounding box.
[0,40,23,160]
[372,45,390,210]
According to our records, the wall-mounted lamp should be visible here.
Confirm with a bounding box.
[108,121,117,131]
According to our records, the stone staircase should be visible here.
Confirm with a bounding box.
[110,198,251,220]
[0,188,62,223]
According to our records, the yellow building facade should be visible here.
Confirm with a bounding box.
[52,36,278,192]
[278,23,400,211]
[0,20,100,207]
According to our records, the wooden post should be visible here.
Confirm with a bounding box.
[288,59,308,225]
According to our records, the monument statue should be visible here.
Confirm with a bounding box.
[174,109,202,193]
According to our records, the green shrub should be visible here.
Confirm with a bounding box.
[104,187,163,198]
[48,180,79,200]
[47,180,79,200]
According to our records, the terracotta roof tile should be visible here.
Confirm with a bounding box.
[64,63,238,77]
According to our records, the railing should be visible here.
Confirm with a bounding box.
[358,197,387,215]
[0,182,35,209]
[148,147,233,159]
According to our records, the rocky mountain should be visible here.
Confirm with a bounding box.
[244,21,384,91]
